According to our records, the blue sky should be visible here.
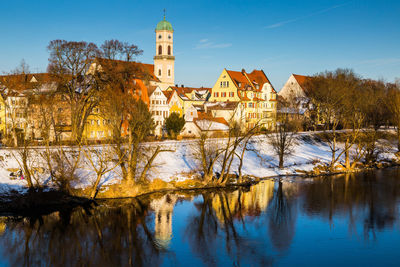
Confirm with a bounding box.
[1,0,399,90]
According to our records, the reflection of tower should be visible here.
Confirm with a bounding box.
[150,194,177,248]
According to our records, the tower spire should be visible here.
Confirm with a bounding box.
[163,8,166,20]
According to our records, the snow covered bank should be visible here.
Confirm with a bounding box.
[0,132,397,195]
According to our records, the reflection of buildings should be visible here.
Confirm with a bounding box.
[0,217,6,236]
[212,180,275,224]
[150,194,177,248]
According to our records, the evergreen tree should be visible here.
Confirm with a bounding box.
[165,112,185,137]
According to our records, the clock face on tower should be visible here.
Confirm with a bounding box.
[168,35,171,40]
[158,35,162,39]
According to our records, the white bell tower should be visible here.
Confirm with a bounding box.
[154,12,175,89]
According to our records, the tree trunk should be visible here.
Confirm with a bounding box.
[139,146,164,183]
[345,149,350,170]
[397,127,400,152]
[126,134,138,184]
[12,129,18,147]
[204,173,213,183]
[279,153,284,169]
[90,173,103,199]
[345,139,350,170]
[331,133,337,168]
[23,160,33,188]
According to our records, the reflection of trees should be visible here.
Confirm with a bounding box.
[267,180,297,252]
[185,189,274,266]
[0,199,163,267]
[300,169,400,240]
[2,171,399,266]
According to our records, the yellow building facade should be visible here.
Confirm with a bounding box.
[83,107,113,141]
[0,95,6,141]
[210,68,277,129]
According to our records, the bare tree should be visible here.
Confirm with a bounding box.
[305,69,362,169]
[267,113,298,169]
[387,82,400,151]
[100,39,143,62]
[360,79,390,164]
[194,131,224,183]
[82,144,123,199]
[47,40,100,143]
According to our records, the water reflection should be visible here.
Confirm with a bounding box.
[150,194,178,249]
[1,169,400,266]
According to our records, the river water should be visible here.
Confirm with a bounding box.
[1,168,400,266]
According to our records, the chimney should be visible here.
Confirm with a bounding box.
[241,68,246,74]
[181,84,184,88]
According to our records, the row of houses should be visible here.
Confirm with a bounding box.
[0,17,312,143]
[0,70,311,143]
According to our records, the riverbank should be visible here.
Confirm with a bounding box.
[0,190,93,217]
[0,131,398,198]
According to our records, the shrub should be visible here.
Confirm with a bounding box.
[165,112,185,137]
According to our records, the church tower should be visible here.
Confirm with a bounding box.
[154,15,175,89]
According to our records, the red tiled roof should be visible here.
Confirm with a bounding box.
[246,70,276,93]
[169,86,211,94]
[292,74,311,88]
[162,90,174,103]
[194,114,229,126]
[95,58,160,82]
[0,73,57,92]
[169,86,211,101]
[226,70,249,90]
[205,101,239,111]
[226,69,276,93]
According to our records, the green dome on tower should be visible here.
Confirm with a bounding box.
[156,17,173,31]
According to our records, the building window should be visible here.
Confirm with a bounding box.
[220,82,223,88]
[97,120,100,126]
[227,81,229,87]
[158,69,161,76]
[222,92,226,97]
[229,92,234,97]
[168,69,171,77]
[168,45,171,55]
[158,45,162,55]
